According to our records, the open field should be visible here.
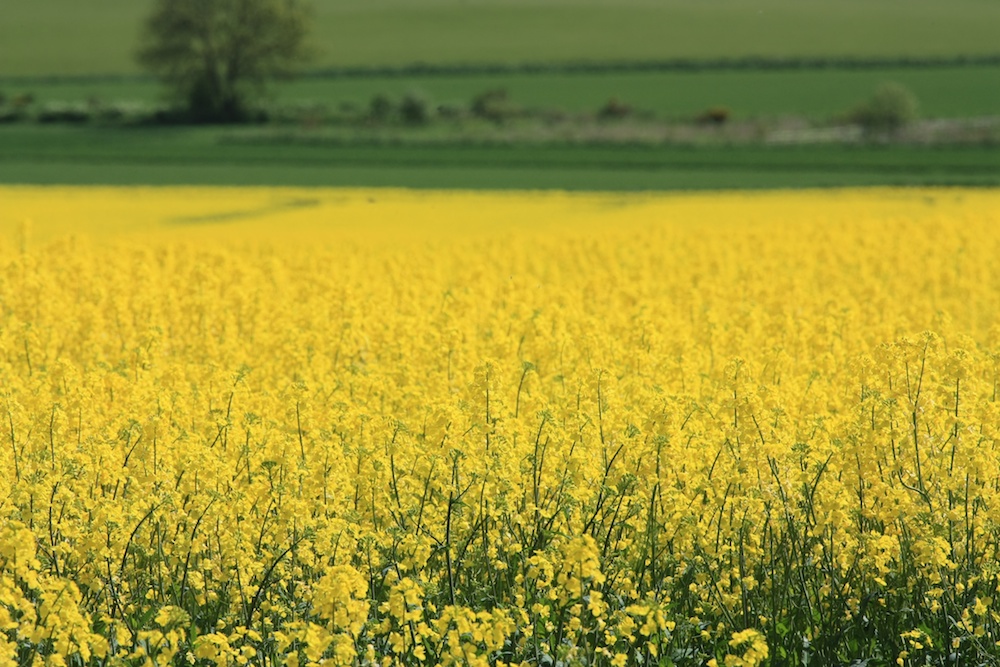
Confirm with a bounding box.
[1,126,998,190]
[3,0,1000,77]
[2,187,1000,665]
[4,0,998,191]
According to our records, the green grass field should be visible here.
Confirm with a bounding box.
[3,0,1000,77]
[3,0,998,191]
[1,125,997,190]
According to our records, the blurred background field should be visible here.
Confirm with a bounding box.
[1,0,998,189]
[6,0,1000,75]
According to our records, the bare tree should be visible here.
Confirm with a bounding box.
[137,0,312,122]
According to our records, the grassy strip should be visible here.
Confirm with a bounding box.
[1,126,997,190]
[5,162,998,191]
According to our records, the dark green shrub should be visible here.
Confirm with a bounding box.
[471,88,517,123]
[846,82,919,133]
[598,97,632,120]
[369,93,394,122]
[400,91,431,125]
[0,109,24,124]
[696,106,731,125]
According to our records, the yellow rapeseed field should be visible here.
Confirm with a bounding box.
[1,186,1000,667]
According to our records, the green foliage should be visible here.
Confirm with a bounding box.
[0,93,34,124]
[400,91,431,125]
[471,88,518,123]
[847,82,920,133]
[597,97,632,120]
[368,93,394,123]
[36,103,91,124]
[137,0,313,123]
[696,107,731,125]
[9,65,1000,122]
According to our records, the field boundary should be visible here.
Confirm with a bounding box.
[4,53,1000,85]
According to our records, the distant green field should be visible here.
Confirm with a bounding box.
[11,65,1000,121]
[3,0,1000,77]
[5,1,998,192]
[1,125,997,191]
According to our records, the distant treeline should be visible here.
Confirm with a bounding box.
[3,53,1000,85]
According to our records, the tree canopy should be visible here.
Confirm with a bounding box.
[137,0,312,122]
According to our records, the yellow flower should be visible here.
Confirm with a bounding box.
[1,185,999,666]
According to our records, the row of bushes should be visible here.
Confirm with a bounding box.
[0,83,920,133]
[0,94,269,126]
[303,83,918,132]
[0,89,648,127]
[0,93,148,125]
[369,88,529,125]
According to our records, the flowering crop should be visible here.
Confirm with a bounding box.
[1,186,1000,666]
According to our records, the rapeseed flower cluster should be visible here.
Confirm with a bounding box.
[1,186,1000,665]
